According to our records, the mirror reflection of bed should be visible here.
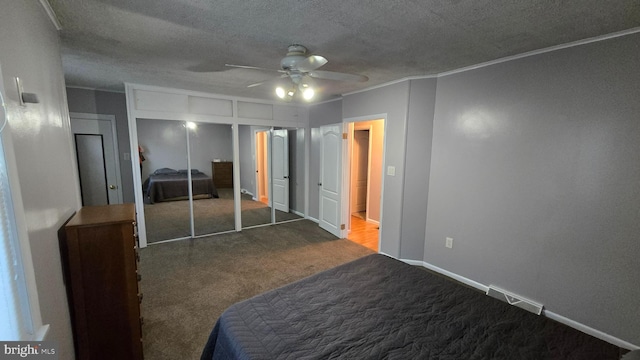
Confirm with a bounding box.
[139,121,306,243]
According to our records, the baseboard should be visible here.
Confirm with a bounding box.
[410,259,489,292]
[366,218,380,225]
[544,311,640,350]
[34,324,49,341]
[240,188,254,197]
[398,257,639,350]
[306,216,319,223]
[292,210,304,217]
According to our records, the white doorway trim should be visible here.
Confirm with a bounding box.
[343,114,388,251]
[69,112,123,204]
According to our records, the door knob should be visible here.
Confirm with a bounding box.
[284,176,289,179]
[109,185,117,190]
[318,183,322,186]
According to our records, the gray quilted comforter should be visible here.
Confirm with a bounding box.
[201,254,621,359]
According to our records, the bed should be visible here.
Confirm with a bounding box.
[143,168,218,204]
[201,254,622,360]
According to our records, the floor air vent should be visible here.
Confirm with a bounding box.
[486,285,544,315]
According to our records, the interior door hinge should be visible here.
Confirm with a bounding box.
[342,133,347,139]
[340,224,346,230]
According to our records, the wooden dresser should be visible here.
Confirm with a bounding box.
[212,161,233,188]
[61,203,143,360]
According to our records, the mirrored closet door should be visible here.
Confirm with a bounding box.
[238,125,273,228]
[137,118,191,243]
[190,122,236,236]
[137,119,236,243]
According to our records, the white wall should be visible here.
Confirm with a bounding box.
[0,1,80,358]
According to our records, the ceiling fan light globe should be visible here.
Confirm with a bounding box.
[302,87,315,100]
[275,87,286,99]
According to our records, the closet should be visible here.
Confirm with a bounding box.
[137,119,235,244]
[126,86,309,247]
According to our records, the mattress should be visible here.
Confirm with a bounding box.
[201,254,621,360]
[143,172,218,204]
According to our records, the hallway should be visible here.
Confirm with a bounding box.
[347,214,379,252]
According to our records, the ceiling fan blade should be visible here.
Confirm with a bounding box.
[187,62,225,72]
[308,70,368,82]
[247,74,288,88]
[247,81,266,88]
[225,64,285,73]
[295,55,328,72]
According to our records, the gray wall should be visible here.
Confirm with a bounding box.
[308,100,343,220]
[425,33,640,345]
[343,82,411,257]
[288,129,305,213]
[136,119,232,180]
[66,87,135,203]
[0,1,80,357]
[400,78,437,260]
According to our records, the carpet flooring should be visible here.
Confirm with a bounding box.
[138,219,374,359]
[144,189,302,243]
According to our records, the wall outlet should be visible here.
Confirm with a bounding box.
[445,237,453,249]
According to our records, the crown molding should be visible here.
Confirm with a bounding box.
[39,0,62,31]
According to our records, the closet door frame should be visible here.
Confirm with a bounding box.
[125,83,308,248]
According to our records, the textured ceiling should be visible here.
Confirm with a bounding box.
[49,0,640,102]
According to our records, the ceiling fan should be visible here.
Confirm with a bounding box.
[225,44,368,100]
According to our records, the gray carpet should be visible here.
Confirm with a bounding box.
[138,220,374,360]
[144,189,302,243]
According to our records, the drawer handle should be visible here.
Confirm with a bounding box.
[137,273,142,282]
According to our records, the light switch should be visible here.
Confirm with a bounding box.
[387,166,395,176]
[124,152,130,161]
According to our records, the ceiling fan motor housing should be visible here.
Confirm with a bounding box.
[280,44,308,70]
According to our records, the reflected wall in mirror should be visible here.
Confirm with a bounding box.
[273,127,305,223]
[137,118,191,243]
[238,125,272,228]
[189,122,235,236]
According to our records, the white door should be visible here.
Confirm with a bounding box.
[272,129,289,212]
[319,124,343,237]
[70,114,122,204]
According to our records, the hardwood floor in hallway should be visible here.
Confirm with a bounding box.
[347,214,379,252]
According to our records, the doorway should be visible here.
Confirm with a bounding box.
[346,119,384,252]
[316,119,385,249]
[70,113,123,205]
[255,130,269,205]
